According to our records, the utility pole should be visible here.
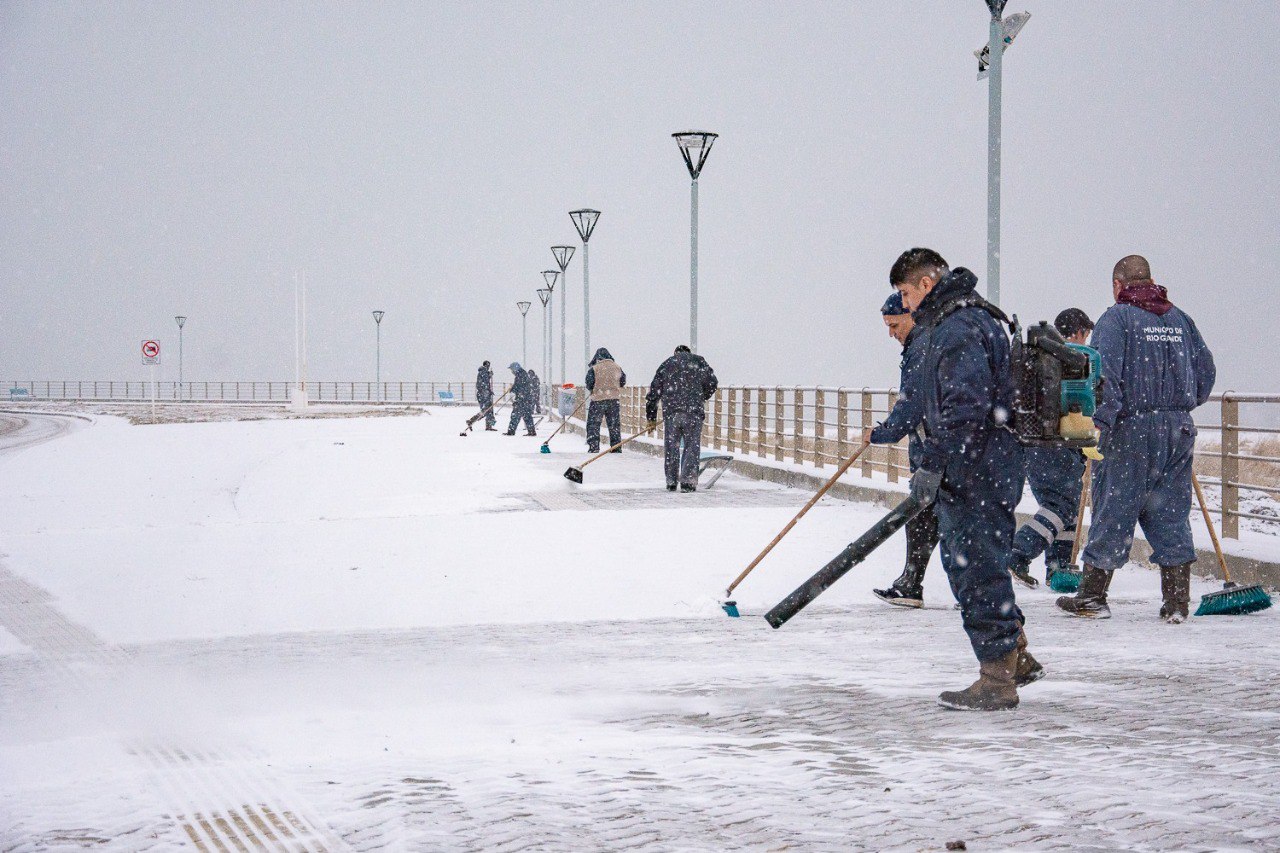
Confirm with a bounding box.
[536,287,551,409]
[673,132,717,352]
[516,301,531,367]
[174,315,186,399]
[372,310,384,402]
[542,269,561,411]
[567,211,598,369]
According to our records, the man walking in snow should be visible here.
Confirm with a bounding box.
[864,291,939,608]
[1006,308,1094,589]
[889,248,1039,711]
[504,362,537,436]
[645,345,718,492]
[585,347,626,454]
[1057,256,1215,623]
[476,360,497,431]
[529,369,542,415]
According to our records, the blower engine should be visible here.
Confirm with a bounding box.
[1010,318,1102,448]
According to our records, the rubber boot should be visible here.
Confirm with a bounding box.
[1056,565,1113,619]
[1008,552,1040,590]
[1014,630,1044,687]
[938,649,1020,711]
[873,563,925,608]
[1159,562,1193,624]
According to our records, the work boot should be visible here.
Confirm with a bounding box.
[503,430,516,436]
[1056,565,1113,619]
[526,429,537,437]
[1159,562,1193,624]
[873,565,926,608]
[610,448,622,454]
[938,649,1020,711]
[1008,553,1039,590]
[680,484,697,493]
[1014,630,1044,687]
[666,483,677,492]
[484,425,497,432]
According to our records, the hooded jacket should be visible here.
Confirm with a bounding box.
[476,363,493,399]
[645,351,718,421]
[508,362,534,409]
[586,348,626,402]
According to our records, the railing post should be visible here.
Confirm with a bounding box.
[741,388,751,454]
[837,389,849,466]
[756,387,766,457]
[727,388,738,452]
[1222,394,1240,539]
[774,387,784,461]
[814,389,826,469]
[713,389,723,449]
[886,389,900,483]
[861,389,873,478]
[793,389,804,464]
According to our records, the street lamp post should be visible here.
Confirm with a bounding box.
[673,131,717,353]
[174,315,186,399]
[542,269,561,411]
[566,210,597,368]
[536,287,551,409]
[516,301,531,367]
[372,310,385,402]
[551,244,576,379]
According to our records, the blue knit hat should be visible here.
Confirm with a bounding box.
[880,292,908,316]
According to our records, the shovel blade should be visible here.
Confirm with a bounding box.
[540,444,551,454]
[564,467,584,484]
[721,600,740,618]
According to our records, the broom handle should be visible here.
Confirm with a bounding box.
[577,420,662,470]
[1069,458,1092,566]
[1192,471,1232,583]
[542,399,585,443]
[469,387,512,425]
[725,441,871,598]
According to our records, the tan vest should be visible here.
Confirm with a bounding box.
[590,360,623,401]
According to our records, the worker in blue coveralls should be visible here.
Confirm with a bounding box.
[645,345,719,493]
[889,248,1040,711]
[1058,255,1215,623]
[863,291,940,608]
[504,362,537,436]
[1006,308,1095,588]
[476,361,497,431]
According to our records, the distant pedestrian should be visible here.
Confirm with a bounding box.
[864,291,939,608]
[529,369,542,414]
[1007,309,1095,589]
[645,346,718,492]
[505,362,537,436]
[585,348,626,453]
[1057,256,1215,623]
[476,360,497,431]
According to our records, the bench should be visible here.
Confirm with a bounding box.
[698,451,734,489]
[8,388,30,399]
[436,390,457,404]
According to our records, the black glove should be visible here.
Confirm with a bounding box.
[909,469,943,507]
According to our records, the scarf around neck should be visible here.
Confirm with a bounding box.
[1116,279,1173,316]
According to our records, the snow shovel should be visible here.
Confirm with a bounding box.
[765,492,931,629]
[460,388,511,436]
[563,421,660,484]
[1048,459,1091,593]
[540,399,584,453]
[1192,472,1272,616]
[720,441,871,618]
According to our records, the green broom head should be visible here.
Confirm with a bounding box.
[540,443,551,454]
[721,600,740,618]
[1047,562,1082,594]
[1194,581,1273,617]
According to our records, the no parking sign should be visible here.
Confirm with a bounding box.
[142,340,161,365]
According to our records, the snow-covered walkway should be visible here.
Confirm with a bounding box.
[1,409,1277,850]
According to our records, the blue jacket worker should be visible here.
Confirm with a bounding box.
[864,291,940,608]
[476,361,497,430]
[890,248,1038,711]
[504,362,537,436]
[1058,255,1215,623]
[528,369,542,414]
[645,346,718,492]
[1007,308,1094,588]
[585,348,626,454]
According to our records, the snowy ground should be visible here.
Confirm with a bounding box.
[1,410,1278,851]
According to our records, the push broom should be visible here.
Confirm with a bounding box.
[563,421,660,484]
[1047,458,1090,593]
[720,441,871,617]
[1192,472,1272,616]
[459,388,512,436]
[539,399,585,454]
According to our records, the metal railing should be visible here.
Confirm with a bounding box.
[5,380,511,405]
[1194,392,1280,538]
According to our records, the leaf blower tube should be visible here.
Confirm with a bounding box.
[764,494,931,629]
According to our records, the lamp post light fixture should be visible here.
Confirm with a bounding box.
[673,131,717,353]
[516,300,531,367]
[542,269,561,406]
[372,310,385,402]
[551,243,577,379]
[536,287,551,409]
[565,210,597,368]
[174,315,187,398]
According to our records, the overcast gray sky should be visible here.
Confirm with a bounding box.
[2,1,1277,392]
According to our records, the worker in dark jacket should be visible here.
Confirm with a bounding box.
[585,347,626,453]
[864,291,939,608]
[645,345,718,492]
[528,369,542,415]
[1058,255,1216,623]
[891,248,1038,711]
[476,361,497,431]
[504,362,537,436]
[1007,309,1094,588]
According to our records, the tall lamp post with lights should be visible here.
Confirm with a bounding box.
[516,301,531,367]
[536,287,551,408]
[174,315,187,399]
[550,244,576,378]
[372,310,385,402]
[673,131,717,353]
[566,209,598,368]
[542,269,561,410]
